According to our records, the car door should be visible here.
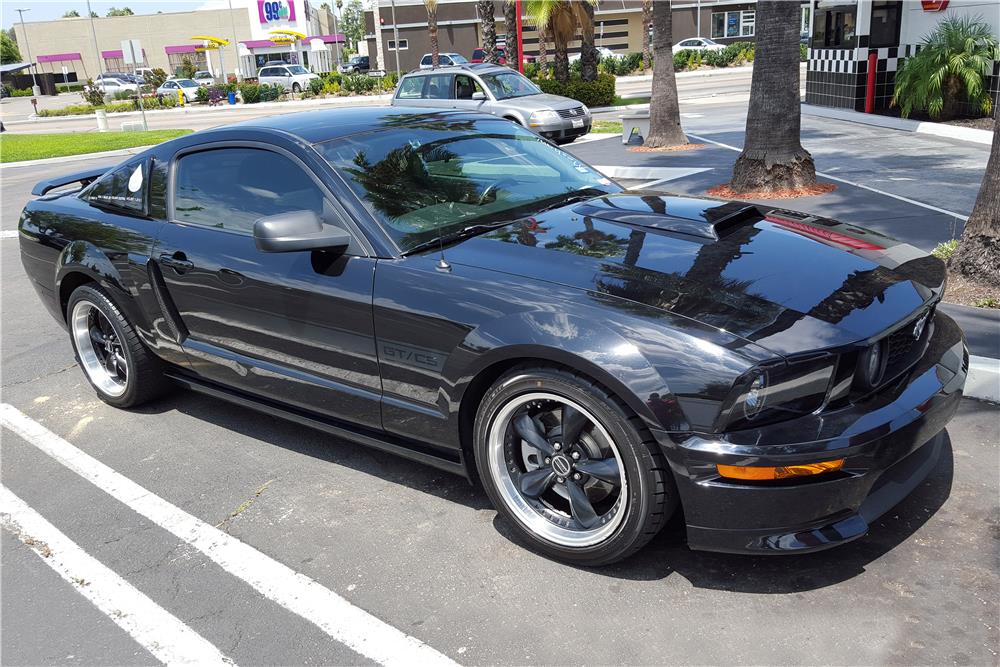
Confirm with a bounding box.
[450,74,488,111]
[258,67,274,86]
[278,67,294,90]
[151,142,383,429]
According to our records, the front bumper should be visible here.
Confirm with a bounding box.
[535,117,592,141]
[657,311,968,554]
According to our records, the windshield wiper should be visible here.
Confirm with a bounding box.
[535,189,602,214]
[403,220,516,256]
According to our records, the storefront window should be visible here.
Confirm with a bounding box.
[711,11,755,39]
[869,0,901,48]
[815,1,857,49]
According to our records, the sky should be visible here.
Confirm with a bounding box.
[1,0,260,30]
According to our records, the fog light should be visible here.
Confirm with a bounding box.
[717,459,845,481]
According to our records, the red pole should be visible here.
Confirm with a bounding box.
[515,0,524,73]
[864,51,876,114]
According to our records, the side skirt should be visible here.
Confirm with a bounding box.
[163,370,467,478]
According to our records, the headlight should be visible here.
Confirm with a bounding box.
[580,104,590,116]
[718,357,836,430]
[528,109,560,126]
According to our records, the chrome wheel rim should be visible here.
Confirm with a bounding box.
[487,392,627,547]
[71,300,128,397]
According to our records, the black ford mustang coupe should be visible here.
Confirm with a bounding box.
[19,108,967,565]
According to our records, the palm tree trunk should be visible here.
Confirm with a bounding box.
[644,0,686,148]
[579,1,598,82]
[730,0,816,193]
[479,0,498,63]
[950,109,1000,287]
[426,4,439,67]
[504,0,518,66]
[553,40,569,82]
[538,25,548,75]
[641,0,652,72]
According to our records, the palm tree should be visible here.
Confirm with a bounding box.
[478,0,498,63]
[730,0,816,193]
[503,0,517,67]
[641,0,652,71]
[424,0,439,67]
[643,0,686,148]
[525,0,594,83]
[950,109,999,287]
[579,1,598,82]
[537,25,549,76]
[893,16,998,122]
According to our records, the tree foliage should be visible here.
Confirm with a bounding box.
[106,7,135,16]
[524,0,596,83]
[892,16,999,121]
[62,10,81,17]
[340,0,365,50]
[0,32,21,65]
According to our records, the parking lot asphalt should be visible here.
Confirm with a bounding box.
[2,111,999,666]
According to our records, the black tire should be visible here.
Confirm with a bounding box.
[474,366,676,566]
[66,285,171,408]
[292,82,301,93]
[555,137,577,145]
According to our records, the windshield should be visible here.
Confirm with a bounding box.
[449,54,469,64]
[176,79,199,88]
[479,71,540,99]
[287,65,309,74]
[318,119,619,253]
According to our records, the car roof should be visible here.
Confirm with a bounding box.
[231,106,497,143]
[404,63,505,76]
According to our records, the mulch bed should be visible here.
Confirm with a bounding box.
[943,270,999,309]
[706,182,838,200]
[628,143,706,153]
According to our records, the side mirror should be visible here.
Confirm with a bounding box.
[253,210,351,253]
[472,91,486,101]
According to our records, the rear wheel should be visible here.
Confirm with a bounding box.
[474,367,676,565]
[67,285,170,408]
[292,82,301,93]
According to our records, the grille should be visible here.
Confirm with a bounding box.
[556,106,585,118]
[880,307,934,383]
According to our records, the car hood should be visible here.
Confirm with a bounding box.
[442,192,945,358]
[504,93,584,111]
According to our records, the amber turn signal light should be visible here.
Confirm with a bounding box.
[716,459,845,481]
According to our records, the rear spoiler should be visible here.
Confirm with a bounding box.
[31,166,109,197]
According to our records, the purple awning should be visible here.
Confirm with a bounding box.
[164,44,199,55]
[311,34,345,43]
[38,52,82,63]
[241,39,282,48]
[102,48,146,59]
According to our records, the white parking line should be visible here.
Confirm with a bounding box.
[684,132,970,221]
[0,403,458,667]
[0,485,235,667]
[594,166,711,183]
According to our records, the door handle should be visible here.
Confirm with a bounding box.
[159,252,194,274]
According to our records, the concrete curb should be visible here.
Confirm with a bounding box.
[0,146,157,169]
[801,104,994,145]
[967,355,1000,403]
[3,94,393,126]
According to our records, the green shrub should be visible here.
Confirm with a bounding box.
[524,62,540,79]
[195,86,210,103]
[342,74,380,94]
[112,89,136,101]
[56,82,86,93]
[533,72,615,108]
[80,79,105,106]
[380,71,399,91]
[309,77,325,95]
[257,83,283,101]
[239,82,261,104]
[892,15,998,120]
[37,103,96,117]
[11,87,33,97]
[931,239,958,260]
[323,71,342,85]
[800,42,808,62]
[322,80,341,95]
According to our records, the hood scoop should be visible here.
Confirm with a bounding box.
[574,192,762,241]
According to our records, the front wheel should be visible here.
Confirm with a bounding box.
[292,82,301,93]
[474,367,676,566]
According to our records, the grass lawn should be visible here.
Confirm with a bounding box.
[0,130,193,163]
[611,96,650,106]
[592,119,624,134]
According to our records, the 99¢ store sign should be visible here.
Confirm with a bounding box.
[259,0,296,25]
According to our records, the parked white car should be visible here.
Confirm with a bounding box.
[257,64,319,93]
[568,47,616,62]
[193,70,216,85]
[156,78,201,100]
[672,37,726,54]
[94,76,139,95]
[418,53,469,69]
